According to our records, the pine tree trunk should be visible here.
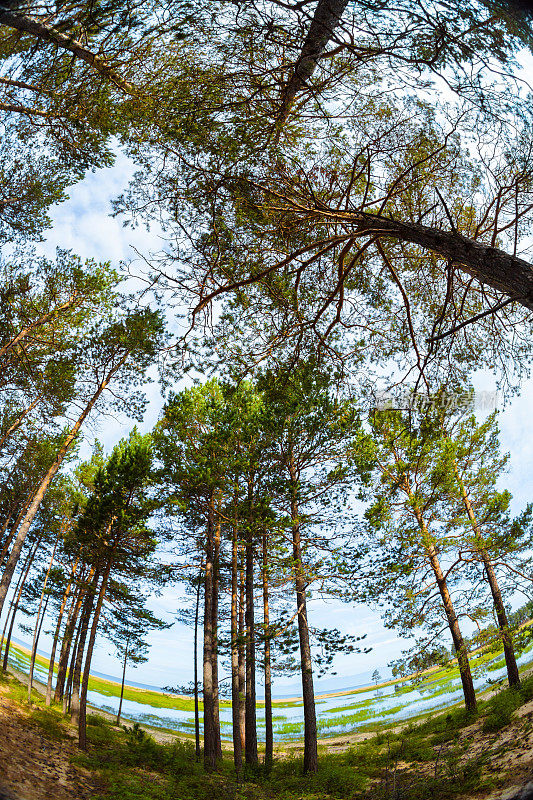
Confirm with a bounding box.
[212,506,222,762]
[0,488,36,570]
[70,572,98,726]
[116,641,128,726]
[429,545,477,711]
[55,569,93,704]
[289,455,318,774]
[28,592,50,702]
[194,568,201,762]
[455,471,521,688]
[262,526,273,772]
[78,563,111,749]
[231,495,242,776]
[46,557,80,705]
[277,0,350,126]
[483,555,520,687]
[0,505,15,546]
[28,536,59,703]
[203,498,217,772]
[411,499,477,712]
[0,539,38,670]
[0,353,130,620]
[0,395,42,452]
[245,476,258,766]
[64,619,83,715]
[0,509,15,569]
[238,545,246,755]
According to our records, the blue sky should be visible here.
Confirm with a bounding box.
[20,100,533,696]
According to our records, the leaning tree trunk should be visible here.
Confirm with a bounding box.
[203,497,217,772]
[289,454,318,774]
[262,525,273,772]
[0,538,39,670]
[245,475,258,766]
[193,566,202,762]
[238,544,246,756]
[277,0,351,126]
[46,556,80,705]
[212,505,222,762]
[0,352,130,620]
[78,561,112,749]
[116,638,129,727]
[455,470,521,688]
[27,588,51,702]
[483,556,521,687]
[70,570,99,727]
[0,487,36,571]
[55,567,94,704]
[64,618,83,715]
[0,395,42,453]
[411,498,477,712]
[231,494,242,776]
[28,535,59,703]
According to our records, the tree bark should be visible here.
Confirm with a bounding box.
[289,453,318,774]
[70,571,98,727]
[0,352,130,621]
[54,570,92,704]
[245,476,258,766]
[46,556,80,705]
[277,0,350,126]
[27,590,50,702]
[455,470,521,688]
[262,525,273,773]
[0,296,79,363]
[231,494,242,776]
[411,499,477,711]
[194,566,201,762]
[0,395,42,452]
[203,497,217,772]
[238,543,246,756]
[28,535,59,703]
[483,556,521,687]
[116,639,129,726]
[0,539,39,671]
[311,207,533,311]
[78,562,111,748]
[212,504,222,761]
[0,487,36,571]
[0,9,137,96]
[64,618,83,715]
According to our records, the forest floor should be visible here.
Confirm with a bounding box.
[0,671,532,799]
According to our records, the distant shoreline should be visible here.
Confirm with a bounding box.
[5,635,445,705]
[9,620,532,706]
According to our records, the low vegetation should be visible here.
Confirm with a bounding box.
[2,670,531,800]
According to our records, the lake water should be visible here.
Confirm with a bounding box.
[7,641,533,741]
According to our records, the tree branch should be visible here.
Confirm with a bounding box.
[0,6,137,96]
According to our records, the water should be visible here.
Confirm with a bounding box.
[7,641,533,741]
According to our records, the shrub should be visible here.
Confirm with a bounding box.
[30,708,66,740]
[519,675,533,703]
[87,713,107,726]
[482,688,521,733]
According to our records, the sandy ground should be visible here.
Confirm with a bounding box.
[0,681,102,800]
[1,666,532,799]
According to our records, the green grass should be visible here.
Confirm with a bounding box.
[2,669,529,800]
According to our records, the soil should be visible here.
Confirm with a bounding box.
[0,681,102,800]
[0,669,532,800]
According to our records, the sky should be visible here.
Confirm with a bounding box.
[14,52,533,697]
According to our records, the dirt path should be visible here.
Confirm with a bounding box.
[0,681,102,800]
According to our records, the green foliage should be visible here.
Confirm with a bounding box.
[30,707,67,740]
[482,682,531,732]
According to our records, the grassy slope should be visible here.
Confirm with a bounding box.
[4,669,532,800]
